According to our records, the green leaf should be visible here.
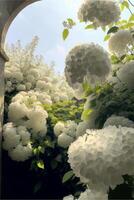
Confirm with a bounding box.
[63,29,69,40]
[38,146,45,154]
[129,14,134,21]
[85,24,94,29]
[122,1,129,8]
[104,34,110,41]
[67,18,76,26]
[62,170,74,183]
[107,26,119,34]
[37,160,44,169]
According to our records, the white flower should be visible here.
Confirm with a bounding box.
[55,121,77,148]
[54,121,65,137]
[68,126,134,191]
[58,133,75,148]
[8,91,48,138]
[76,121,91,138]
[5,38,74,102]
[25,82,32,90]
[64,121,77,138]
[8,102,28,122]
[108,30,133,56]
[26,109,48,136]
[78,189,108,200]
[12,71,23,81]
[3,123,32,161]
[117,61,134,90]
[78,0,120,27]
[8,143,32,162]
[65,43,111,93]
[63,189,108,200]
[17,84,26,91]
[104,115,134,128]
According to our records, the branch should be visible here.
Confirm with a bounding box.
[128,0,134,7]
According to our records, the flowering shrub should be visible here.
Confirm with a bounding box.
[61,0,134,199]
[3,38,84,198]
[3,0,134,199]
[5,37,74,102]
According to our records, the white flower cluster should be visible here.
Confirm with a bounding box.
[78,0,120,27]
[63,189,108,200]
[3,123,32,161]
[68,126,134,192]
[8,91,48,138]
[54,121,77,148]
[5,38,74,102]
[104,115,134,128]
[65,43,111,95]
[108,30,133,56]
[107,60,134,90]
[116,61,134,90]
[76,121,91,138]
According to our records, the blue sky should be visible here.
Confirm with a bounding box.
[5,0,130,73]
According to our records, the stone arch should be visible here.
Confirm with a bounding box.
[0,1,40,194]
[0,0,40,60]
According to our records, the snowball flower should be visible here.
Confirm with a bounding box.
[117,61,134,90]
[54,121,65,137]
[26,109,48,137]
[3,123,32,161]
[9,143,32,162]
[58,133,74,148]
[78,0,120,27]
[5,38,74,102]
[104,115,134,128]
[65,43,111,93]
[54,121,77,148]
[8,91,48,138]
[76,121,91,138]
[68,126,134,191]
[8,102,28,122]
[108,30,133,56]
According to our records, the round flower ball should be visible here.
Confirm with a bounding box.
[108,30,133,56]
[3,123,32,162]
[78,0,120,27]
[65,43,111,91]
[117,61,134,90]
[54,121,65,137]
[58,133,74,148]
[68,126,134,191]
[104,115,134,128]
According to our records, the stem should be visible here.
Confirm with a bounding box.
[128,0,134,7]
[128,7,133,15]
